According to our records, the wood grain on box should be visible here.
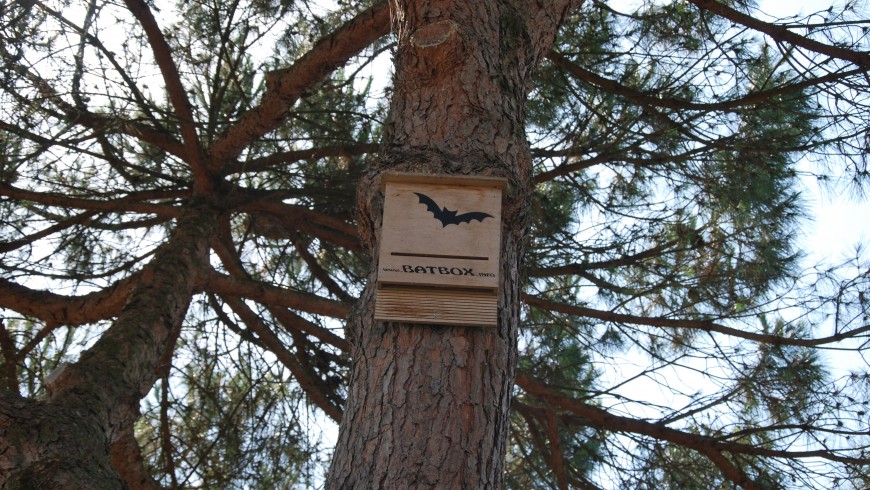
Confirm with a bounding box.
[374,286,498,327]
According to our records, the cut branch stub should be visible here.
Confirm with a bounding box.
[404,20,466,86]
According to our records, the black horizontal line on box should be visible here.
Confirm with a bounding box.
[390,252,489,261]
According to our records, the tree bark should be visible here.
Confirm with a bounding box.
[326,1,579,488]
[0,205,214,488]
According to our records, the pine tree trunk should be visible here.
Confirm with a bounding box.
[327,1,578,487]
[0,205,214,488]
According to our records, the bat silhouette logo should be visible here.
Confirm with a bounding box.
[413,192,493,227]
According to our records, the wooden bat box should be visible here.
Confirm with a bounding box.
[374,172,506,327]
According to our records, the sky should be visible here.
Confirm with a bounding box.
[754,1,870,262]
[582,4,870,443]
[599,0,870,262]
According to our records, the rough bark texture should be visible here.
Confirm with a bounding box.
[326,1,578,488]
[0,205,214,488]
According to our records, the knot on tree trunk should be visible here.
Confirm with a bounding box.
[404,20,465,86]
[410,20,459,47]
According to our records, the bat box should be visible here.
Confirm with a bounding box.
[374,172,506,327]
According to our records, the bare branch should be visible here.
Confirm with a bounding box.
[529,241,678,276]
[291,231,355,302]
[268,306,351,353]
[209,229,352,351]
[0,63,188,160]
[517,372,869,466]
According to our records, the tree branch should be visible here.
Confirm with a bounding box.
[548,51,870,112]
[226,143,378,175]
[109,425,165,490]
[517,373,759,490]
[33,0,161,125]
[198,269,351,319]
[0,184,185,217]
[0,64,188,160]
[0,211,97,254]
[220,295,343,421]
[209,231,352,350]
[209,1,391,164]
[529,241,677,276]
[517,372,869,466]
[291,231,354,302]
[269,306,351,353]
[0,274,140,329]
[687,0,870,69]
[544,404,569,490]
[522,294,870,347]
[241,200,362,252]
[123,0,209,191]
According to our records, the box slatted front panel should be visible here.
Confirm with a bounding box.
[375,286,498,327]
